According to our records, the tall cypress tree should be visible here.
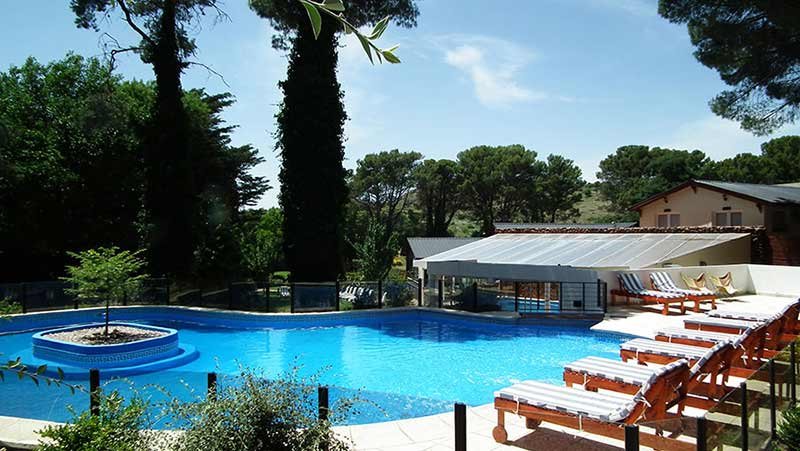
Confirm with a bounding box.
[276,17,347,282]
[251,0,419,282]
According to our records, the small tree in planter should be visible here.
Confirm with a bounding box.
[62,247,148,338]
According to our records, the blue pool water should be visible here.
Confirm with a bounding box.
[0,308,626,425]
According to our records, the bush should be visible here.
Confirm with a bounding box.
[778,405,800,450]
[0,297,21,315]
[37,391,155,451]
[169,368,354,451]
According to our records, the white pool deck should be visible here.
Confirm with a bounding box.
[0,293,797,450]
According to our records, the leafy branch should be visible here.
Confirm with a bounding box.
[0,357,77,394]
[298,0,401,64]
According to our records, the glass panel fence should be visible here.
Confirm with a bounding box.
[292,282,336,312]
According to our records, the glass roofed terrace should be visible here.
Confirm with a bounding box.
[414,233,751,316]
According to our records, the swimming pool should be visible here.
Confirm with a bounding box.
[0,307,627,425]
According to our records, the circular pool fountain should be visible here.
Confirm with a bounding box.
[31,322,198,378]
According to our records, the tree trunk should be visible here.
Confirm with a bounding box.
[145,0,196,278]
[278,17,347,282]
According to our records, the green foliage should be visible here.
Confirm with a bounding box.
[760,136,800,183]
[415,159,462,237]
[38,391,154,451]
[597,145,713,214]
[250,0,419,52]
[351,219,398,281]
[457,144,544,235]
[240,208,285,280]
[351,150,421,278]
[538,155,586,222]
[777,404,800,451]
[62,247,148,333]
[659,1,800,135]
[0,54,149,280]
[170,368,353,451]
[0,298,22,315]
[62,247,148,305]
[0,54,268,282]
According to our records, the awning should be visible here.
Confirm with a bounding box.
[418,233,749,270]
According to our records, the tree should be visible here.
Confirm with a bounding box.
[0,55,149,281]
[239,208,284,281]
[0,54,268,282]
[72,0,227,278]
[707,153,771,184]
[659,2,800,135]
[250,0,419,282]
[351,150,421,279]
[760,135,800,183]
[415,159,462,237]
[457,145,543,235]
[539,155,586,222]
[596,145,713,216]
[62,247,148,337]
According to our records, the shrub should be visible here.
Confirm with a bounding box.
[0,297,21,315]
[37,391,155,451]
[778,405,800,450]
[170,368,354,451]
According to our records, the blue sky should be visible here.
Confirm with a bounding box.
[3,0,799,209]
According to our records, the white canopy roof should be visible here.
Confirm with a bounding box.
[418,233,749,270]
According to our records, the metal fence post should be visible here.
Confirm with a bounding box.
[417,278,423,307]
[696,417,707,451]
[377,280,383,309]
[207,372,217,400]
[792,342,797,405]
[265,280,270,313]
[318,385,329,451]
[770,359,777,440]
[20,283,27,314]
[227,282,234,310]
[582,282,586,312]
[318,386,329,421]
[166,278,171,304]
[454,402,466,451]
[741,381,748,450]
[514,282,519,313]
[472,282,478,312]
[437,279,443,309]
[89,368,100,416]
[624,424,639,451]
[290,283,295,314]
[335,280,341,311]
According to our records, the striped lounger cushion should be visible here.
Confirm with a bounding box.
[619,273,683,299]
[657,327,748,344]
[496,360,686,423]
[565,356,658,385]
[621,338,712,360]
[707,311,773,322]
[684,316,765,330]
[651,272,714,296]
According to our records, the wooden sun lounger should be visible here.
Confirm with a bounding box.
[650,272,717,312]
[564,342,734,410]
[619,332,764,380]
[493,360,694,450]
[612,273,687,315]
[685,304,796,349]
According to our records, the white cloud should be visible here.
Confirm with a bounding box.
[586,0,657,17]
[437,35,546,108]
[664,116,800,160]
